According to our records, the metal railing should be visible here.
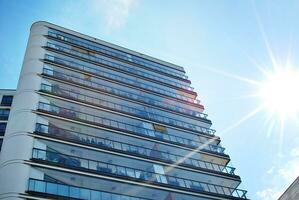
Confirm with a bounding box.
[40,84,216,145]
[48,30,188,80]
[42,67,215,135]
[28,178,150,200]
[45,54,195,102]
[37,103,222,155]
[45,40,193,94]
[31,148,247,199]
[45,43,200,105]
[35,123,234,175]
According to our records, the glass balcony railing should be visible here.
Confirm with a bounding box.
[40,84,213,140]
[42,68,213,135]
[31,149,247,199]
[45,41,193,93]
[44,54,196,103]
[48,30,188,80]
[35,123,235,175]
[37,102,223,155]
[45,43,200,105]
[28,178,150,200]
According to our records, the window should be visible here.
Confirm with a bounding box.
[0,109,10,120]
[0,139,3,151]
[1,95,13,106]
[0,123,7,136]
[153,124,168,133]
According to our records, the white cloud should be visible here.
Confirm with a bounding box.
[278,157,299,183]
[92,0,137,30]
[291,147,299,157]
[257,188,281,200]
[266,166,274,174]
[257,147,299,200]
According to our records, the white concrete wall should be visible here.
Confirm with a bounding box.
[0,21,48,199]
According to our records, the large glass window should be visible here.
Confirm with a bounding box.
[1,95,13,106]
[0,123,7,136]
[0,109,10,120]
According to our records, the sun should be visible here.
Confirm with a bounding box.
[259,67,299,118]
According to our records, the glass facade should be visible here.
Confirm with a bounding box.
[0,123,6,136]
[0,109,10,121]
[0,92,13,153]
[9,23,248,200]
[1,95,13,106]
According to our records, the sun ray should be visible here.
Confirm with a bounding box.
[200,65,262,86]
[266,119,276,138]
[278,115,285,155]
[243,53,269,76]
[286,33,294,68]
[229,93,262,100]
[163,137,220,175]
[251,0,279,71]
[221,105,265,135]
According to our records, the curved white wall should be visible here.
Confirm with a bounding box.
[0,21,48,199]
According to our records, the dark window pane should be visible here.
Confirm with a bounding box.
[0,123,6,136]
[1,95,13,106]
[0,109,10,120]
[0,139,3,151]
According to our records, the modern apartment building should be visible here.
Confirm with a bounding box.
[0,89,15,152]
[0,21,248,200]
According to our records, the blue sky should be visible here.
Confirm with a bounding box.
[1,0,299,199]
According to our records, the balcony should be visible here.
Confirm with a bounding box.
[48,30,188,81]
[44,43,201,107]
[44,54,196,103]
[44,41,194,97]
[31,148,247,199]
[40,84,215,144]
[36,102,225,156]
[35,123,235,176]
[41,68,215,136]
[28,178,150,200]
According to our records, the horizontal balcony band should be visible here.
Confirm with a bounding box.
[43,54,197,104]
[44,43,201,107]
[28,178,150,200]
[40,84,215,144]
[41,68,214,136]
[41,68,206,123]
[36,102,227,158]
[44,41,197,101]
[31,148,247,199]
[48,30,185,74]
[34,123,236,177]
[44,50,194,97]
[47,30,188,81]
[34,111,229,167]
[44,42,191,90]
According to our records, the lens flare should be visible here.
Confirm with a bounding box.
[259,68,299,117]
